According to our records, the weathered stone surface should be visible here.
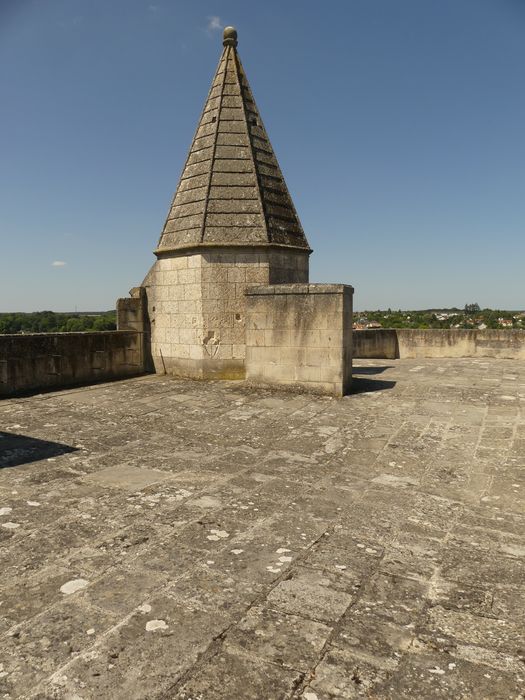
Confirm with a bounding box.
[245,284,353,395]
[0,358,524,698]
[0,331,145,397]
[224,605,332,671]
[143,248,309,379]
[173,650,302,699]
[266,569,355,624]
[304,646,393,698]
[354,327,525,360]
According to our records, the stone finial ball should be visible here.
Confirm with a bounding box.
[223,26,238,46]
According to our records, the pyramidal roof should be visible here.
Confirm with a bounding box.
[155,26,311,255]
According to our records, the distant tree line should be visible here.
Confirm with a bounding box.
[0,311,117,334]
[357,306,523,330]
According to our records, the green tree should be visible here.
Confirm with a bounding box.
[464,303,480,314]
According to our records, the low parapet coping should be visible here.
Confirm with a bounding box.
[245,283,354,296]
[0,330,141,339]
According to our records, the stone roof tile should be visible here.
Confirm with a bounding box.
[155,28,311,255]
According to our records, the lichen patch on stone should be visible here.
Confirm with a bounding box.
[145,619,168,632]
[60,578,89,595]
[207,529,229,541]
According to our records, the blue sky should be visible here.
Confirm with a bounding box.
[1,0,524,311]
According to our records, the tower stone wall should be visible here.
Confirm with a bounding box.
[118,26,354,393]
[142,247,309,378]
[134,25,312,380]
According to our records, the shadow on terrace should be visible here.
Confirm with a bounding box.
[0,432,78,469]
[350,366,396,394]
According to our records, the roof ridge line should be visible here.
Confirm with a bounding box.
[232,51,308,249]
[233,50,271,243]
[198,46,230,244]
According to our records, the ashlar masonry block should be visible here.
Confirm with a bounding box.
[245,284,354,396]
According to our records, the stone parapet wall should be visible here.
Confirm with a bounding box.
[354,328,525,360]
[245,284,353,396]
[352,329,399,359]
[0,331,145,397]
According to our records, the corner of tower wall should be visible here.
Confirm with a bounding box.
[117,250,355,396]
[244,283,354,396]
[116,284,155,373]
[138,246,309,380]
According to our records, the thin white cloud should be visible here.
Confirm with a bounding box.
[52,261,67,267]
[206,16,223,34]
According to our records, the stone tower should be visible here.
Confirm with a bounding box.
[141,26,311,379]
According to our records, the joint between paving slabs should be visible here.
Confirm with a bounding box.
[161,523,347,697]
[293,491,465,698]
[290,526,394,697]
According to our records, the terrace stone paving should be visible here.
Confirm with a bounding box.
[0,358,524,699]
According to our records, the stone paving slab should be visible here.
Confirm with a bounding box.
[0,358,524,699]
